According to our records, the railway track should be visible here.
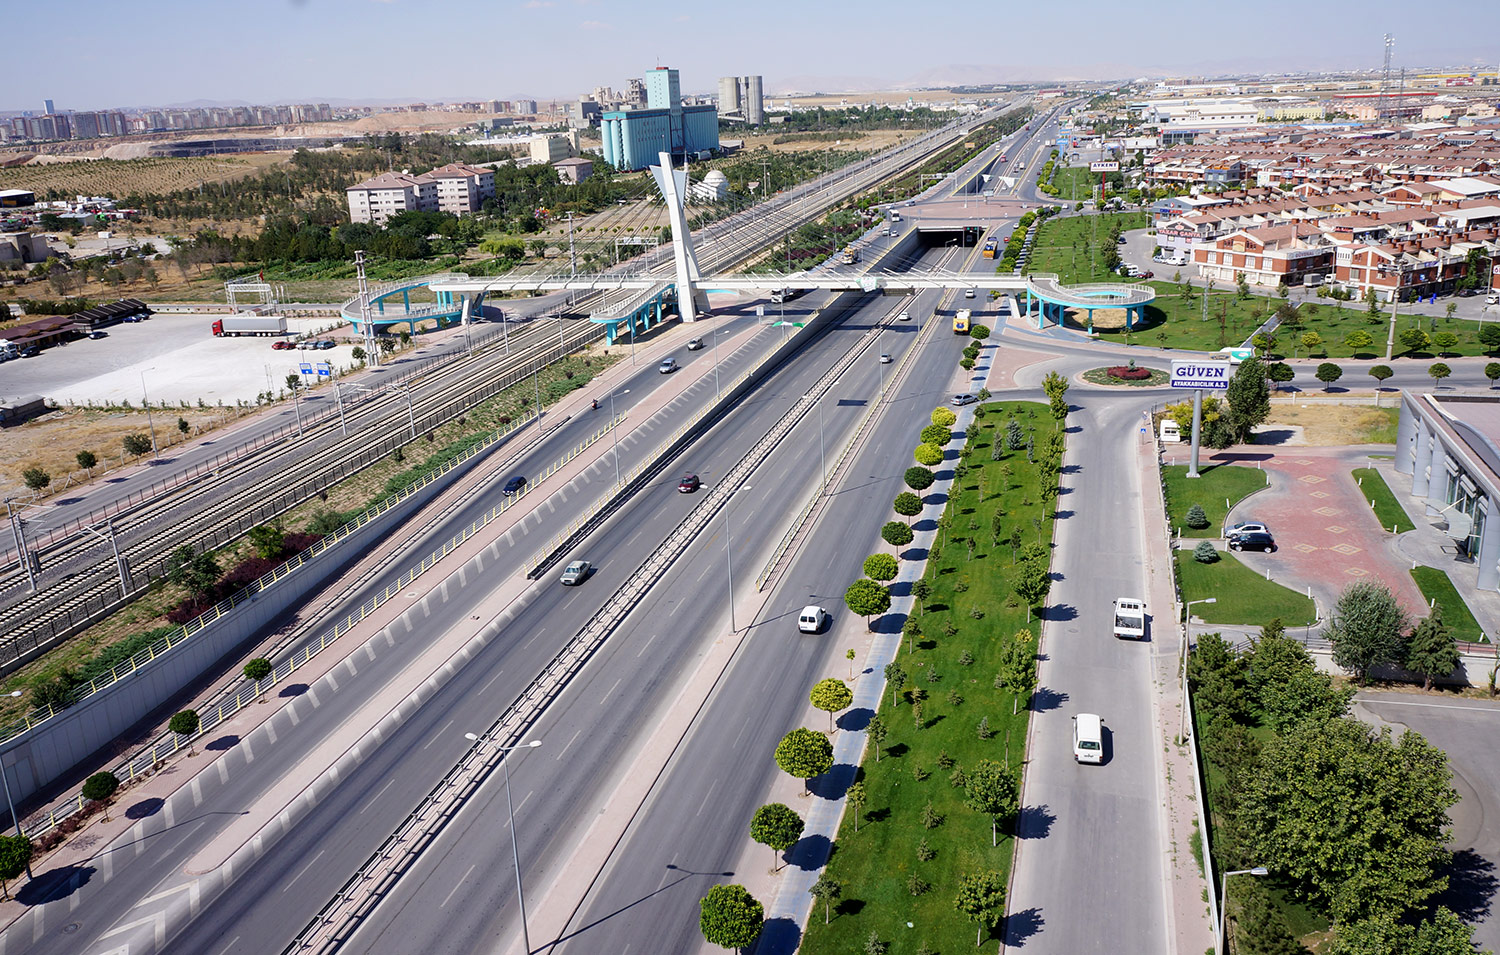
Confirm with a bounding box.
[0,103,1022,671]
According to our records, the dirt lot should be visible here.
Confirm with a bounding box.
[1263,402,1399,445]
[2,406,248,502]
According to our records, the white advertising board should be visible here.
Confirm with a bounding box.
[1170,360,1232,389]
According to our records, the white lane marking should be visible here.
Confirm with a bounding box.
[283,850,326,892]
[636,632,658,657]
[600,678,622,705]
[440,865,477,909]
[359,778,397,814]
[214,937,242,955]
[555,729,583,760]
[696,780,719,817]
[423,719,455,750]
[1359,698,1500,713]
[480,668,507,694]
[99,912,166,946]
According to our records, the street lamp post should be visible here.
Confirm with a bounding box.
[1182,597,1217,742]
[463,734,542,954]
[712,326,723,398]
[608,389,630,486]
[1218,867,1269,955]
[139,368,159,459]
[725,485,751,631]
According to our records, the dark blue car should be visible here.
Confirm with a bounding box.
[503,475,527,496]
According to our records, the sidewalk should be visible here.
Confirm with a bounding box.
[0,315,754,934]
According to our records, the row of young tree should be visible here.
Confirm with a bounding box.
[1191,587,1480,954]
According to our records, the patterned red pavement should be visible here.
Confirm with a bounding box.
[1164,446,1428,622]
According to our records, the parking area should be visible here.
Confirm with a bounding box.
[1355,691,1500,951]
[1163,444,1428,621]
[0,312,356,406]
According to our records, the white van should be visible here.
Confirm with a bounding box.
[798,606,829,634]
[1073,713,1104,764]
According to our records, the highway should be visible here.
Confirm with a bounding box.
[1,108,1206,955]
[0,229,962,955]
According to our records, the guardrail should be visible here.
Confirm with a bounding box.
[15,411,623,840]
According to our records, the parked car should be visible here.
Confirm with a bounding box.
[502,475,528,496]
[658,357,678,374]
[1224,521,1270,540]
[271,340,292,350]
[559,559,591,586]
[298,340,318,350]
[686,337,704,351]
[317,340,336,349]
[677,473,701,493]
[951,393,978,406]
[1228,531,1277,553]
[1141,270,1154,279]
[87,329,107,340]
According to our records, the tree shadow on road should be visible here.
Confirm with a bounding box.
[1015,804,1056,839]
[1436,848,1498,922]
[837,708,874,732]
[1004,906,1045,946]
[1030,687,1069,712]
[753,916,802,954]
[15,864,94,906]
[1040,603,1077,622]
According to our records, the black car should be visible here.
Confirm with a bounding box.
[502,475,527,496]
[1228,531,1276,553]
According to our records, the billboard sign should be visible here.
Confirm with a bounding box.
[1090,161,1120,172]
[1170,360,1232,389]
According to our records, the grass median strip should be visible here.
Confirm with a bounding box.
[1352,467,1416,534]
[1410,566,1487,643]
[801,401,1058,955]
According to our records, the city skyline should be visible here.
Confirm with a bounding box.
[8,0,1500,113]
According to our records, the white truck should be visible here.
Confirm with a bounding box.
[1112,597,1146,640]
[212,316,288,337]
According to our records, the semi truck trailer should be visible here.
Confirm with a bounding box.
[212,316,288,337]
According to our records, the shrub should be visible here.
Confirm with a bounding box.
[914,443,944,467]
[882,521,915,547]
[81,771,119,804]
[969,324,991,340]
[1194,541,1219,563]
[1185,503,1210,529]
[1107,364,1152,380]
[864,553,899,581]
[893,491,924,517]
[931,407,957,428]
[919,423,950,446]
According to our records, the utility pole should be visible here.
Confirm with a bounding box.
[355,250,379,367]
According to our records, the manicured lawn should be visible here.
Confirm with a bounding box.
[1023,211,1151,284]
[1174,551,1317,627]
[1410,566,1488,643]
[1048,166,1102,206]
[1161,464,1270,538]
[800,402,1057,955]
[1352,468,1416,534]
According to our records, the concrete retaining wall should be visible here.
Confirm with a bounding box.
[0,435,511,805]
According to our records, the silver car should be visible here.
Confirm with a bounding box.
[560,560,591,586]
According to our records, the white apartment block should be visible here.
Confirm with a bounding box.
[425,162,496,215]
[347,164,495,224]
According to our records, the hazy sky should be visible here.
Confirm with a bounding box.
[11,0,1500,111]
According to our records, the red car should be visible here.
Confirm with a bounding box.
[271,340,292,350]
[678,474,701,493]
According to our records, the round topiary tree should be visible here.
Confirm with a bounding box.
[970,324,991,340]
[864,553,899,581]
[1185,503,1210,530]
[893,492,924,517]
[914,443,944,467]
[170,709,201,755]
[882,521,914,547]
[904,467,935,492]
[82,771,120,821]
[920,423,950,445]
[1193,540,1219,564]
[931,407,957,428]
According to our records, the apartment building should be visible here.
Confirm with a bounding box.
[1335,227,1500,302]
[346,172,437,224]
[1192,222,1334,287]
[425,162,496,215]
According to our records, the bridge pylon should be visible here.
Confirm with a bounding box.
[649,151,710,323]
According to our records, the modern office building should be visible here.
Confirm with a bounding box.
[1396,392,1500,591]
[42,99,53,115]
[601,66,719,171]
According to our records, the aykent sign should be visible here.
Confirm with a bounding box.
[1090,161,1120,172]
[1170,360,1232,389]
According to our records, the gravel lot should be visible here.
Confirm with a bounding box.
[0,312,354,406]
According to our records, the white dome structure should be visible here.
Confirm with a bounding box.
[690,170,730,202]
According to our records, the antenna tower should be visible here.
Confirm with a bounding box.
[1378,33,1395,120]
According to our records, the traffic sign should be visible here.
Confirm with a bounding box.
[1170,360,1232,389]
[299,362,314,376]
[316,362,332,377]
